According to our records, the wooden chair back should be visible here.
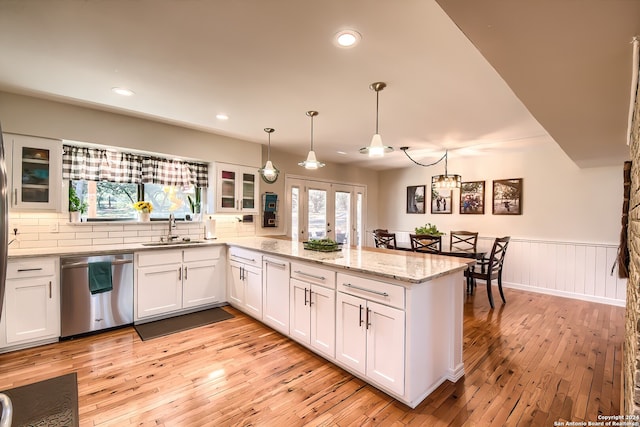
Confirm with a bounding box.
[409,234,442,253]
[374,231,397,249]
[450,231,478,254]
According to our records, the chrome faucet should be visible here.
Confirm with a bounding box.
[167,213,177,241]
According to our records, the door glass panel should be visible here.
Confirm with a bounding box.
[308,188,327,239]
[220,170,236,208]
[356,192,363,246]
[242,173,255,209]
[291,187,299,241]
[20,146,50,203]
[335,191,350,245]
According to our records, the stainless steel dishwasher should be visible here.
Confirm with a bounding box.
[60,253,133,338]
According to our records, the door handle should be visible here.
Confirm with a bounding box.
[358,304,363,327]
[184,266,188,280]
[365,307,371,330]
[304,288,308,306]
[309,290,314,306]
[178,267,182,281]
[49,281,52,299]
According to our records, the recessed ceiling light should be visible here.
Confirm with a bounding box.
[337,151,348,155]
[112,87,134,96]
[216,113,229,120]
[335,30,361,48]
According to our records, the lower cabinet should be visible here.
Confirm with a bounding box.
[335,273,405,396]
[228,247,263,319]
[2,257,60,347]
[136,246,224,321]
[290,278,335,358]
[262,256,290,335]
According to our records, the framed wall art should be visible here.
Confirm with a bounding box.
[431,177,452,214]
[406,185,426,214]
[492,178,523,215]
[460,181,485,214]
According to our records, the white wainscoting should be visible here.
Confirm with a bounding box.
[371,231,627,307]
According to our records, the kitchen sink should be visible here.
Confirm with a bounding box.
[141,239,207,247]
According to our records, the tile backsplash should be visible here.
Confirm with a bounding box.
[7,212,256,250]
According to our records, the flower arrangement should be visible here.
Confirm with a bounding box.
[133,201,153,213]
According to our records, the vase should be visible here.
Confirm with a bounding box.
[69,211,81,223]
[139,212,151,222]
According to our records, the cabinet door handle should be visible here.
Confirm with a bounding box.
[343,283,389,297]
[49,281,52,299]
[178,267,182,281]
[293,270,325,281]
[366,307,371,330]
[358,304,363,327]
[309,290,314,306]
[14,188,17,205]
[304,288,308,306]
[240,266,245,281]
[184,266,188,280]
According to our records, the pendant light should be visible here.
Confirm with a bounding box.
[400,147,461,189]
[298,111,325,169]
[359,81,393,157]
[258,128,279,183]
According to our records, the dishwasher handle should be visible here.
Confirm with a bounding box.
[61,259,133,269]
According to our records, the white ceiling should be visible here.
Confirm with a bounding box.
[0,0,633,170]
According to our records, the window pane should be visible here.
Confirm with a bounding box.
[308,188,327,239]
[144,183,196,219]
[335,191,350,245]
[291,187,299,241]
[73,180,138,220]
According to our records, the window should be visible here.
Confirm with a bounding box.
[72,180,200,220]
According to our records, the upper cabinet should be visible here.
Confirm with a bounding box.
[3,133,62,211]
[214,162,258,213]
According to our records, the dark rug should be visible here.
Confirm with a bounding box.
[134,307,234,341]
[0,372,79,427]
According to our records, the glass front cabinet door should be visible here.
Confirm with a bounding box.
[215,163,258,213]
[7,134,62,211]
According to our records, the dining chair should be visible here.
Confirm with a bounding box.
[374,231,397,249]
[464,236,510,308]
[449,231,478,254]
[409,234,442,253]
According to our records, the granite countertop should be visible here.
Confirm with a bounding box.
[8,236,472,284]
[228,237,472,284]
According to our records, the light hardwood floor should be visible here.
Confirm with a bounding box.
[0,286,624,426]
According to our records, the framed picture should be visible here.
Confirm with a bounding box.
[406,185,426,214]
[431,177,452,214]
[460,181,485,214]
[492,178,523,215]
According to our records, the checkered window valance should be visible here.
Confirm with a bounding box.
[62,145,208,187]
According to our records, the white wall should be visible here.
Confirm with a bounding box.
[378,141,622,244]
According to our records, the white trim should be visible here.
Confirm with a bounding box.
[502,282,625,308]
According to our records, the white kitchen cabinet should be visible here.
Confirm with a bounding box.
[136,246,224,320]
[289,262,336,358]
[335,273,405,396]
[3,257,60,346]
[214,162,258,213]
[262,256,290,335]
[3,133,62,211]
[228,247,262,319]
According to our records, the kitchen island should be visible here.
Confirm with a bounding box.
[226,237,472,408]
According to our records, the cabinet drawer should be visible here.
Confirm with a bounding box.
[228,246,262,268]
[337,273,405,310]
[137,250,182,267]
[291,262,336,289]
[7,258,56,279]
[183,246,223,262]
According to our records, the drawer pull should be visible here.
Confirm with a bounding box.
[294,270,326,281]
[232,254,256,263]
[17,267,43,272]
[266,260,287,268]
[343,283,389,297]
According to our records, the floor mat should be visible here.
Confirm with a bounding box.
[134,307,234,341]
[0,372,79,427]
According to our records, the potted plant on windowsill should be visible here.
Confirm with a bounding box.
[133,201,153,222]
[68,185,87,223]
[187,189,201,222]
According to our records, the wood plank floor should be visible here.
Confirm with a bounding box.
[0,286,624,426]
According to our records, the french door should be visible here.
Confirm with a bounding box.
[286,177,365,246]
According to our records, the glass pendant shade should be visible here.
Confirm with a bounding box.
[432,174,461,189]
[299,111,325,169]
[258,128,280,183]
[360,82,393,157]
